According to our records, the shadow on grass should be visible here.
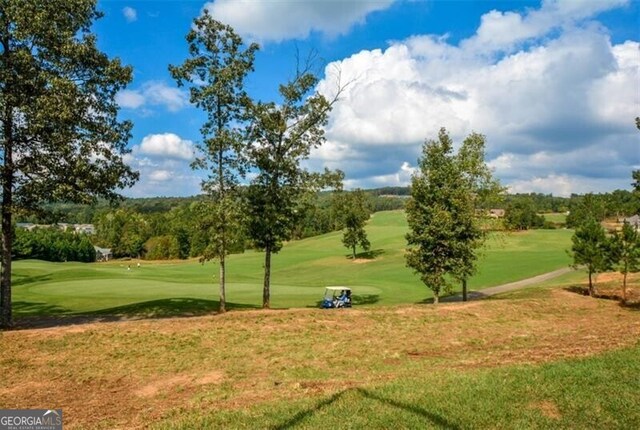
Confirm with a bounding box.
[347,249,385,260]
[620,301,640,311]
[352,294,380,305]
[14,301,74,316]
[12,274,53,287]
[272,387,460,429]
[417,292,487,304]
[12,298,259,330]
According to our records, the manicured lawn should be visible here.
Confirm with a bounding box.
[12,210,573,317]
[542,212,568,224]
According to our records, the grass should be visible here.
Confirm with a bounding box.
[159,345,640,429]
[2,284,639,429]
[542,212,568,224]
[12,210,574,317]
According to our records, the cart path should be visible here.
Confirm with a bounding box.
[443,267,575,302]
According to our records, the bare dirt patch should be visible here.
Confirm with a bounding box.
[530,400,562,419]
[352,258,374,264]
[2,288,639,429]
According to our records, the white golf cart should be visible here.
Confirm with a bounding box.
[321,286,352,309]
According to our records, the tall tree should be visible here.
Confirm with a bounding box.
[169,12,258,313]
[609,222,640,303]
[245,60,343,308]
[570,217,610,296]
[336,189,371,259]
[406,129,500,303]
[455,132,503,301]
[0,0,137,328]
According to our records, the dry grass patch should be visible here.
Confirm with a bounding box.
[1,289,639,429]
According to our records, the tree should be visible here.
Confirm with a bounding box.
[336,189,371,259]
[609,222,640,303]
[0,0,137,328]
[504,198,544,230]
[406,128,487,304]
[170,12,258,313]
[455,132,503,301]
[245,59,343,308]
[570,217,610,296]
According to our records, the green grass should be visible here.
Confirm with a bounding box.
[157,343,640,429]
[542,212,568,224]
[12,210,573,317]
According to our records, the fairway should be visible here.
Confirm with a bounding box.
[12,210,573,317]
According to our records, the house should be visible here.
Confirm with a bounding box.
[75,224,96,235]
[94,246,112,262]
[622,214,640,231]
[488,209,505,218]
[16,223,37,231]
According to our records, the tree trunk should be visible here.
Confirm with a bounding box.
[433,292,439,305]
[219,256,226,313]
[1,118,13,329]
[263,244,271,309]
[462,278,468,302]
[588,270,594,296]
[352,245,356,259]
[622,271,627,303]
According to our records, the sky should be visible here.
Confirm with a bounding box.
[94,0,640,198]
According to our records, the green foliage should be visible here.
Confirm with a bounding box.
[335,189,371,258]
[0,0,138,327]
[405,128,496,302]
[170,11,258,312]
[95,209,149,258]
[13,227,95,262]
[570,217,610,295]
[144,235,181,260]
[244,58,343,307]
[566,194,608,228]
[608,222,640,302]
[504,198,545,230]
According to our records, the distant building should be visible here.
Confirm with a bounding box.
[75,224,96,235]
[623,214,640,231]
[94,247,112,261]
[16,223,37,231]
[488,209,505,218]
[15,222,95,235]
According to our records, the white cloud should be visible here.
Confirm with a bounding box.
[124,134,203,197]
[116,81,188,113]
[148,170,172,182]
[203,0,395,43]
[139,133,195,160]
[115,90,145,109]
[122,6,137,23]
[312,0,639,195]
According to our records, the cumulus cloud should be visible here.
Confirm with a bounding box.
[116,81,188,113]
[203,0,395,42]
[139,133,195,160]
[124,133,202,197]
[312,0,639,194]
[122,6,137,23]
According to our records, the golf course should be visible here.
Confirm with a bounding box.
[12,210,574,318]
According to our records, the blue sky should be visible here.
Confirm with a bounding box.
[94,0,639,197]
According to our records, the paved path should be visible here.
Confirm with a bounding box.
[443,267,575,302]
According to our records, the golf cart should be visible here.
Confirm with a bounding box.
[321,287,352,309]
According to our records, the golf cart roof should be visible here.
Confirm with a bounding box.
[325,286,351,291]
